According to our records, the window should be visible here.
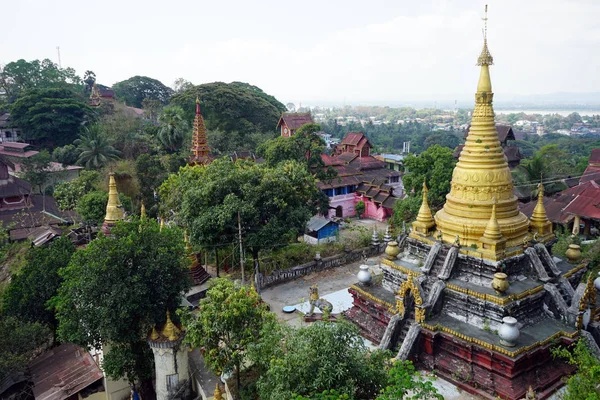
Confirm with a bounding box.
[167,374,179,392]
[347,185,356,193]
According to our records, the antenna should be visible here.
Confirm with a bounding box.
[56,46,62,68]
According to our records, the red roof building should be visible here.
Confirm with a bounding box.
[580,148,600,185]
[277,113,313,137]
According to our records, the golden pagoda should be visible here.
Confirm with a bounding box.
[432,18,530,260]
[101,173,123,234]
[530,183,553,241]
[411,180,435,237]
[189,96,212,166]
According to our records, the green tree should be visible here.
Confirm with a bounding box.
[355,201,365,219]
[402,145,455,208]
[160,159,329,267]
[256,320,390,400]
[391,196,422,227]
[172,78,194,94]
[76,190,108,223]
[0,59,82,102]
[552,339,600,400]
[158,105,189,152]
[169,82,284,137]
[181,278,273,392]
[257,123,336,181]
[10,88,92,147]
[21,150,53,194]
[53,170,100,211]
[52,144,81,166]
[3,237,75,332]
[51,220,190,397]
[75,125,121,169]
[112,75,174,108]
[83,70,96,94]
[0,316,52,381]
[376,360,442,400]
[134,154,169,218]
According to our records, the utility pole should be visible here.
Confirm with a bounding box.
[238,212,245,284]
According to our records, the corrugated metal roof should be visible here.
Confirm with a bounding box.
[306,216,336,232]
[29,344,103,400]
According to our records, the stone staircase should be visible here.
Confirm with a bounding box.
[428,245,449,278]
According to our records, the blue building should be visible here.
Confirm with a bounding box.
[304,216,339,244]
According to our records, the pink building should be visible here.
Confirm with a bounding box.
[318,132,402,221]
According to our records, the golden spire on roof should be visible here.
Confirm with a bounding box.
[432,5,530,260]
[530,182,553,240]
[150,326,160,341]
[189,95,212,166]
[482,199,502,241]
[104,173,124,224]
[161,311,181,341]
[477,5,494,67]
[410,179,436,237]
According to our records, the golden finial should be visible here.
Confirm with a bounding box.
[161,310,181,341]
[483,198,502,240]
[140,202,147,219]
[104,173,124,223]
[214,384,223,400]
[477,5,494,66]
[150,326,160,341]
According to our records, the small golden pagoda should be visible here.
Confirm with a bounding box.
[430,20,531,260]
[530,183,553,242]
[411,180,435,237]
[101,173,124,234]
[189,97,213,166]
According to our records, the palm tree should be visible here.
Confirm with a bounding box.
[75,126,121,169]
[158,106,189,152]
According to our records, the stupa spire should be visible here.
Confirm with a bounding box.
[431,5,530,260]
[411,179,436,236]
[101,173,123,235]
[482,199,502,240]
[189,96,212,166]
[161,311,181,341]
[530,182,553,240]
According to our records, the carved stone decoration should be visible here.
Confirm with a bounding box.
[396,276,425,322]
[576,274,597,329]
[307,284,333,317]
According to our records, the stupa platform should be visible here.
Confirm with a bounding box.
[421,314,577,399]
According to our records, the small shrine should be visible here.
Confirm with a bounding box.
[101,173,124,235]
[345,8,597,399]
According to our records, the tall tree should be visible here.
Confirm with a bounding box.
[0,59,82,102]
[169,82,285,137]
[51,220,190,398]
[172,78,193,94]
[83,70,96,94]
[112,76,174,108]
[181,278,273,392]
[75,125,121,169]
[159,159,329,266]
[158,105,189,152]
[21,150,53,194]
[10,88,93,148]
[3,237,75,332]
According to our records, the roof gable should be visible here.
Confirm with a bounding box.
[277,113,313,130]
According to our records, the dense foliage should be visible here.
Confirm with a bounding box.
[552,339,600,400]
[160,159,329,265]
[2,237,75,332]
[181,278,273,391]
[52,220,190,394]
[10,88,93,147]
[0,316,52,381]
[170,82,284,137]
[112,75,174,108]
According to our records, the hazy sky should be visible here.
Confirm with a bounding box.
[4,0,600,105]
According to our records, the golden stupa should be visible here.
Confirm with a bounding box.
[427,25,531,261]
[104,173,124,224]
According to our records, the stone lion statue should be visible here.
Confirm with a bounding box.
[307,284,333,316]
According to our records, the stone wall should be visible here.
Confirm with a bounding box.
[256,245,384,290]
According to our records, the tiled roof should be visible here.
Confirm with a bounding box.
[29,344,104,400]
[562,195,600,221]
[341,132,365,146]
[580,166,600,184]
[277,113,313,130]
[307,215,337,232]
[336,152,358,163]
[504,146,523,162]
[589,148,600,165]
